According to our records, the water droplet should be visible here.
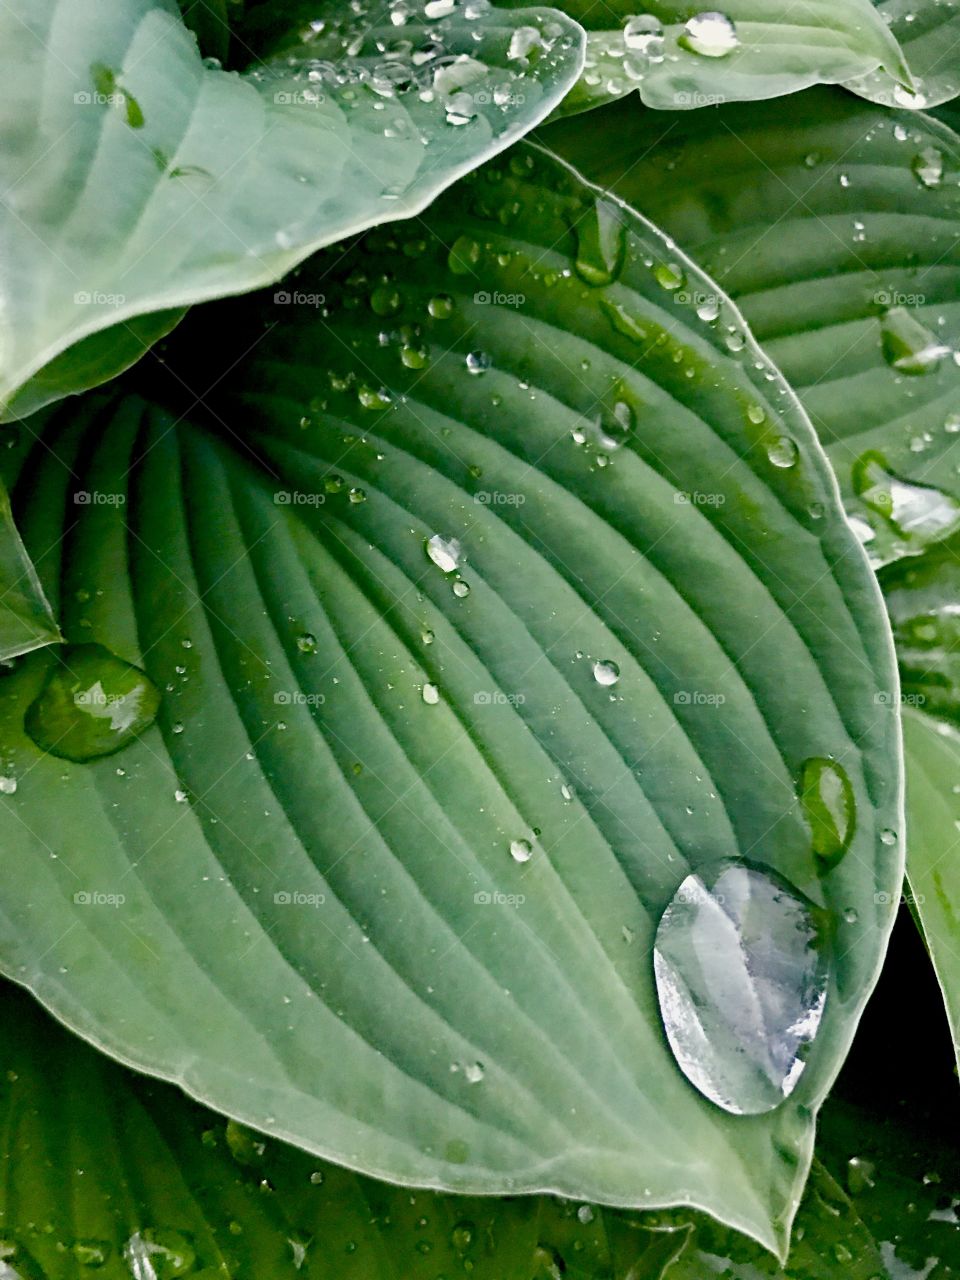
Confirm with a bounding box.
[880,306,952,375]
[576,1205,595,1224]
[679,11,739,57]
[843,907,859,924]
[574,200,625,287]
[426,534,462,572]
[508,25,544,62]
[799,757,856,871]
[767,437,799,469]
[592,658,620,686]
[853,452,960,550]
[510,838,533,862]
[25,644,161,763]
[310,1169,325,1185]
[653,262,685,291]
[0,776,16,795]
[428,293,454,319]
[466,350,491,375]
[123,1229,196,1280]
[370,285,402,317]
[451,1221,475,1252]
[73,1239,111,1268]
[912,146,944,188]
[463,1061,485,1083]
[297,633,318,654]
[452,579,471,598]
[654,862,828,1114]
[623,14,664,56]
[880,827,897,846]
[422,682,440,704]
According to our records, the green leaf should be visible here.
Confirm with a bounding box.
[543,89,960,568]
[846,0,960,111]
[0,0,583,420]
[516,0,909,116]
[0,482,60,663]
[5,977,953,1280]
[0,145,901,1258]
[900,708,960,1069]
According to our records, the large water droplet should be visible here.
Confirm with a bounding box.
[799,757,855,871]
[425,534,462,572]
[912,146,944,189]
[880,307,952,375]
[623,13,664,56]
[592,658,620,686]
[853,452,960,557]
[574,200,625,287]
[679,11,739,57]
[654,862,828,1115]
[25,644,161,762]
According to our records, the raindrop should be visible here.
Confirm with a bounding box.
[767,437,799,469]
[880,828,897,846]
[508,25,544,62]
[426,533,462,572]
[297,633,318,654]
[510,837,533,862]
[592,658,620,686]
[654,862,828,1114]
[463,1061,485,1083]
[0,776,16,795]
[25,644,161,763]
[799,757,856,871]
[466,350,492,374]
[623,14,664,57]
[853,452,960,550]
[452,579,471,598]
[911,147,942,186]
[880,306,952,375]
[679,11,739,57]
[574,200,625,287]
[422,682,440,704]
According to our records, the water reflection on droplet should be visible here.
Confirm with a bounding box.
[799,756,856,871]
[654,861,828,1114]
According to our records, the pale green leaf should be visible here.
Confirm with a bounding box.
[846,0,960,110]
[0,0,583,419]
[0,146,902,1258]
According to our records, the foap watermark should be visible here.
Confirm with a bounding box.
[473,290,526,308]
[473,690,526,706]
[75,290,125,307]
[74,890,126,908]
[274,890,326,907]
[274,490,325,506]
[474,490,526,506]
[274,88,326,107]
[274,690,325,707]
[74,490,126,506]
[874,290,926,308]
[74,89,126,108]
[474,890,525,907]
[875,690,926,707]
[673,91,725,108]
[472,88,526,107]
[674,690,726,707]
[674,882,723,908]
[274,290,326,307]
[674,490,726,507]
[75,687,124,710]
[875,890,925,907]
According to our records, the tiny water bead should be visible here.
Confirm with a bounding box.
[654,862,828,1115]
[510,837,533,862]
[679,11,739,57]
[465,350,491,375]
[592,659,620,686]
[799,757,856,872]
[25,644,161,763]
[422,682,440,704]
[767,436,799,469]
[296,633,318,654]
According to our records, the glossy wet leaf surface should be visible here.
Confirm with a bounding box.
[543,89,960,568]
[0,482,60,663]
[0,0,583,419]
[521,0,907,115]
[0,146,901,1256]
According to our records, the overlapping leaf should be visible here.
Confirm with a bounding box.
[544,89,960,567]
[0,0,583,419]
[5,978,953,1279]
[0,147,901,1256]
[847,0,960,110]
[521,0,908,115]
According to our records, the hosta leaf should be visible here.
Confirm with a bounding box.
[0,0,583,420]
[4,978,947,1280]
[880,534,960,721]
[846,0,960,110]
[0,146,901,1257]
[0,484,60,663]
[544,89,960,568]
[516,0,908,116]
[900,709,960,1071]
